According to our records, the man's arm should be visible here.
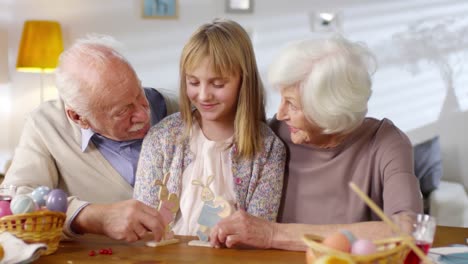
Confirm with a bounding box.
[4,116,60,191]
[3,114,94,238]
[71,200,166,242]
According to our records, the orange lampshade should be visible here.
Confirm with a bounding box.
[16,20,63,73]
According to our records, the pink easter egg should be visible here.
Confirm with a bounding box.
[0,201,12,217]
[351,239,377,255]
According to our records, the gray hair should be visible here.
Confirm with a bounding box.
[55,34,132,117]
[268,34,376,134]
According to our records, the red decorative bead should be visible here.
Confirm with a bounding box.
[88,250,96,256]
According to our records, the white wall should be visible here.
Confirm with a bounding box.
[2,0,468,189]
[0,0,12,170]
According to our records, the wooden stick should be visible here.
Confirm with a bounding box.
[349,182,433,264]
[146,238,179,247]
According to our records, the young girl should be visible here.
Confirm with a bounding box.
[133,19,285,239]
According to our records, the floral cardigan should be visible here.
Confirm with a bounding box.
[133,113,286,222]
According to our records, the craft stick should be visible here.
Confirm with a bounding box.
[349,182,433,264]
[188,240,213,247]
[146,238,179,247]
[303,233,324,242]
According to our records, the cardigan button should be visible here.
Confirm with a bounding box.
[235,177,242,185]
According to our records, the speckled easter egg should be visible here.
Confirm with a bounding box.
[10,194,36,214]
[31,186,51,207]
[351,239,377,255]
[46,189,67,213]
[0,201,12,217]
[322,231,352,253]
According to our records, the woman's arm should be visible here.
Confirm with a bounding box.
[210,210,395,251]
[271,220,393,251]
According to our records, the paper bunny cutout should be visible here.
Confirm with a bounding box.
[192,175,232,241]
[154,172,180,239]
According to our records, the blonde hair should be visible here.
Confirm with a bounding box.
[179,18,266,158]
[269,34,376,134]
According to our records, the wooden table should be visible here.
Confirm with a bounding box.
[35,226,467,264]
[35,236,304,264]
[433,225,468,247]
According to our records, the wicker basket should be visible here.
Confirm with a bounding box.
[303,235,411,264]
[0,211,65,255]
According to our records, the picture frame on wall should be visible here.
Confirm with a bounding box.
[142,0,178,19]
[225,0,253,14]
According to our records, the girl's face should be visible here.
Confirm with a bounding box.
[185,57,241,124]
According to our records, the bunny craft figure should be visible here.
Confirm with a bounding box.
[146,173,180,247]
[192,175,233,243]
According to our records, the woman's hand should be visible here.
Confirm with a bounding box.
[209,210,276,249]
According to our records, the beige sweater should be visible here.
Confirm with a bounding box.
[3,90,177,237]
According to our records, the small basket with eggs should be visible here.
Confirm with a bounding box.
[303,183,432,264]
[0,186,67,255]
[303,231,410,264]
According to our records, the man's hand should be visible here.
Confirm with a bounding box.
[72,199,165,242]
[209,210,275,249]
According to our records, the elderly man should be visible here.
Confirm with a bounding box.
[3,36,176,242]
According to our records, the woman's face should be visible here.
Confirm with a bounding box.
[185,57,241,124]
[276,86,322,145]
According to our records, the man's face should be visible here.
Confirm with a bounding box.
[84,63,151,141]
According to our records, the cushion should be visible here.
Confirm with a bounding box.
[413,136,443,198]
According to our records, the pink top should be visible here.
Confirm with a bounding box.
[270,117,423,224]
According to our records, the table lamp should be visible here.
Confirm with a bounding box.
[16,20,63,103]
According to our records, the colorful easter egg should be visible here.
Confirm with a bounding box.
[31,186,51,207]
[322,231,352,252]
[351,239,377,255]
[0,201,12,217]
[339,229,357,244]
[46,189,68,213]
[10,194,36,214]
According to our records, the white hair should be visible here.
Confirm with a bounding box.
[268,34,376,134]
[55,34,132,117]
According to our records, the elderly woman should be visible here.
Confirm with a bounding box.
[209,35,423,251]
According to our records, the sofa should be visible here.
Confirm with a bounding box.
[414,136,468,227]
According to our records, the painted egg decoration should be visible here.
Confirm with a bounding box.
[0,201,12,217]
[31,186,51,207]
[339,229,357,245]
[351,239,377,255]
[46,189,68,213]
[10,194,36,214]
[322,231,352,253]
